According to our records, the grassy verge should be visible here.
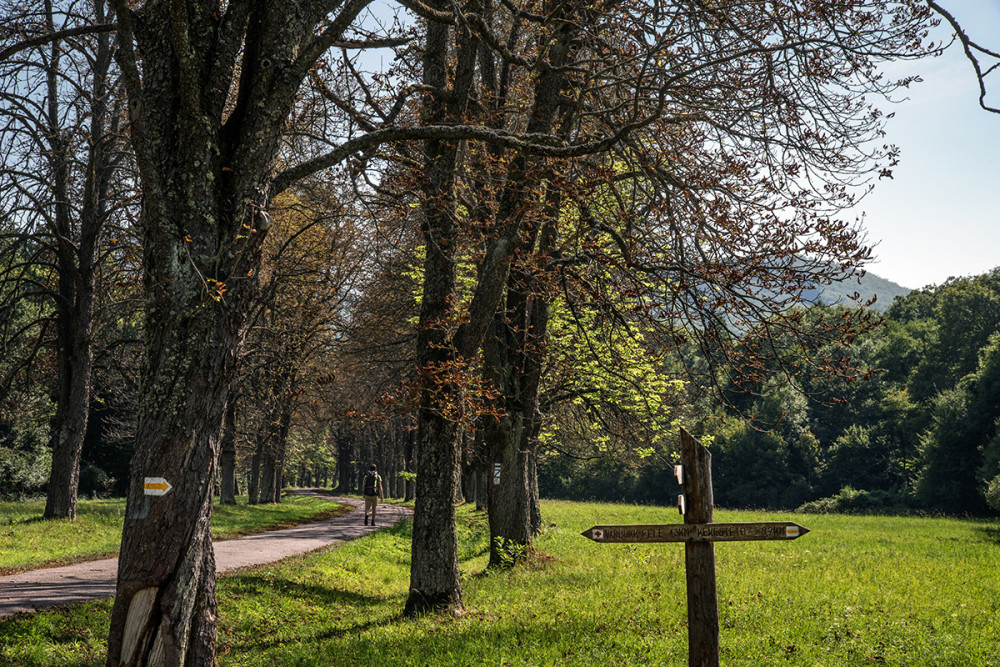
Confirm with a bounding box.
[0,493,350,574]
[2,501,998,665]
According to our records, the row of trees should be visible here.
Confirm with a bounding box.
[3,1,980,665]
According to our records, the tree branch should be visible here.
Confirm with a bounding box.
[927,0,1000,114]
[0,23,117,62]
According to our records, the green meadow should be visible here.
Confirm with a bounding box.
[1,500,998,665]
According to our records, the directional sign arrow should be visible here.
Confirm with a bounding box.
[581,521,810,544]
[143,477,173,496]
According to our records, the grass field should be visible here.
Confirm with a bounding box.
[2,500,998,665]
[0,494,351,574]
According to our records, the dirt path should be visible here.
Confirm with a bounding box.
[0,495,410,618]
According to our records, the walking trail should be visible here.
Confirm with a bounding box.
[0,495,411,618]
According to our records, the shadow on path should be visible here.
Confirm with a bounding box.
[0,494,412,618]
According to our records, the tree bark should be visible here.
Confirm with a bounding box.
[103,0,406,658]
[43,299,95,519]
[107,1,274,659]
[528,448,541,535]
[406,409,464,614]
[259,453,276,504]
[486,426,531,566]
[106,298,238,666]
[267,401,293,503]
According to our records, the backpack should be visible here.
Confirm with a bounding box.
[363,471,378,496]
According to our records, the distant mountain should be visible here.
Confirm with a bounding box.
[802,270,910,312]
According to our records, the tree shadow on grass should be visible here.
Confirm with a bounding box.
[973,523,1000,545]
[220,573,387,611]
[218,573,407,656]
[224,604,688,666]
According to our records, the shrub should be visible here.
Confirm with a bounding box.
[796,485,912,515]
[79,462,116,498]
[986,475,1000,513]
[0,432,50,500]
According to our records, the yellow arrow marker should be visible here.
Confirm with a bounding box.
[143,477,173,496]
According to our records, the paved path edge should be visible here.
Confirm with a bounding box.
[0,494,412,619]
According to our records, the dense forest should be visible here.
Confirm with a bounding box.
[541,269,1000,516]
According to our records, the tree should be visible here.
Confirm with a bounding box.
[239,185,362,504]
[0,0,132,519]
[102,2,415,662]
[405,0,936,586]
[917,332,1000,513]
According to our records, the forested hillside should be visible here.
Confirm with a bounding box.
[804,269,912,312]
[541,268,1000,516]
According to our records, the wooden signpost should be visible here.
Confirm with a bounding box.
[581,521,808,543]
[582,428,810,667]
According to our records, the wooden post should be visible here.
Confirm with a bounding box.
[680,427,719,667]
[581,429,809,666]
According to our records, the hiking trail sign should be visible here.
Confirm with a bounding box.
[581,428,810,667]
[582,521,808,543]
[143,477,172,496]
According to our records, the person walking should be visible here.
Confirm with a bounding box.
[362,463,384,526]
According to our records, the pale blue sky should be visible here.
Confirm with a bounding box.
[854,1,1000,289]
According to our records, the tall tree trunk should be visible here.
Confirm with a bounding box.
[484,312,532,567]
[106,5,270,659]
[259,453,276,504]
[464,467,476,505]
[455,429,469,505]
[405,122,468,609]
[106,299,238,666]
[529,448,541,535]
[406,4,568,600]
[267,401,293,503]
[336,426,357,493]
[388,426,400,498]
[105,0,379,659]
[44,299,95,519]
[404,0,482,616]
[476,465,488,511]
[406,409,464,614]
[472,427,489,511]
[247,430,265,505]
[219,399,237,505]
[42,0,112,519]
[483,206,559,565]
[472,0,576,567]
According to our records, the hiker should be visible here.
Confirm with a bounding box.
[362,463,384,526]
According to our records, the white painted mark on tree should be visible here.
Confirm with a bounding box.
[493,463,501,485]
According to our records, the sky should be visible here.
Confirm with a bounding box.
[851,1,1000,290]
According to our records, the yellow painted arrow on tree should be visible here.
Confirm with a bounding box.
[143,477,173,496]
